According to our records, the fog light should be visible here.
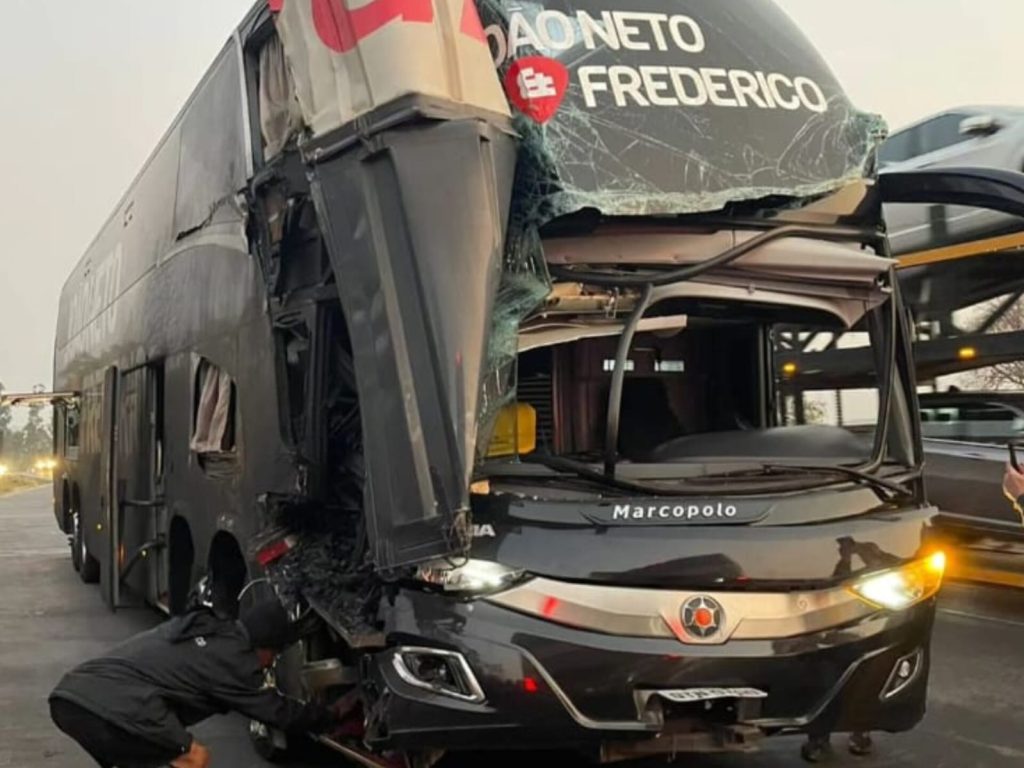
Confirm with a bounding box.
[393,647,485,703]
[881,648,923,699]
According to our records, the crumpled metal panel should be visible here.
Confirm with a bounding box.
[476,0,887,222]
[309,119,518,570]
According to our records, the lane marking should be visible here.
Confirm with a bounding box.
[926,728,1024,760]
[0,549,69,559]
[939,607,1024,629]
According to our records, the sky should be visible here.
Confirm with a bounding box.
[1,0,1023,395]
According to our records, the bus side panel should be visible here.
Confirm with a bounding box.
[52,36,282,608]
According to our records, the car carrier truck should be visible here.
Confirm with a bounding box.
[10,0,1024,765]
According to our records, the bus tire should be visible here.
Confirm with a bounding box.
[74,511,100,584]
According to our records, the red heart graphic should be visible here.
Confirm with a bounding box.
[503,56,569,124]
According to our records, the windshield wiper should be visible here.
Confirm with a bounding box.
[485,456,918,502]
[501,453,679,497]
[743,464,918,501]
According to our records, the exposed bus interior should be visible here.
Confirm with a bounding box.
[480,286,896,494]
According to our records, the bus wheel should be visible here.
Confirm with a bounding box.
[74,511,100,584]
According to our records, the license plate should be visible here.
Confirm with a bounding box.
[655,687,768,703]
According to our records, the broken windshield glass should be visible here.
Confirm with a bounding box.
[476,0,887,222]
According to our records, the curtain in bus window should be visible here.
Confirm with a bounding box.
[191,363,233,454]
[259,35,302,160]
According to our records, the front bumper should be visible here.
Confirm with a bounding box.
[363,587,935,754]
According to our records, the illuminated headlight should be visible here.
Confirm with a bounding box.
[849,552,946,611]
[416,559,526,596]
[0,464,8,477]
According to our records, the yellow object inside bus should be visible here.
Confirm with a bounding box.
[486,403,537,457]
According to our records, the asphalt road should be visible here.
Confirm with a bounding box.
[2,487,1023,768]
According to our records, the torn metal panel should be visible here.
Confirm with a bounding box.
[308,119,518,570]
[476,0,887,222]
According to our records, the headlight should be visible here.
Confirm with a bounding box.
[416,559,526,596]
[0,464,8,477]
[849,552,946,611]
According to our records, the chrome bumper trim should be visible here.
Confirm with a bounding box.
[487,577,875,645]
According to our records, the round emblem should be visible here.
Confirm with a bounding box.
[681,596,725,639]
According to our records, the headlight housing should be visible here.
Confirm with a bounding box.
[416,559,527,596]
[849,552,946,611]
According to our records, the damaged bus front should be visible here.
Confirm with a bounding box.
[256,0,945,763]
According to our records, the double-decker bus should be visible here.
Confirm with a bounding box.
[10,0,1024,764]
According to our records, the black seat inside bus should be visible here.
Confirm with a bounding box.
[616,379,683,460]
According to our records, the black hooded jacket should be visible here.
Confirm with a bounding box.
[49,608,330,753]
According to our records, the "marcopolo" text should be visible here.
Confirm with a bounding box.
[613,503,739,521]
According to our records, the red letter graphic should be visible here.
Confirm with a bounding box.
[460,0,485,43]
[311,0,434,53]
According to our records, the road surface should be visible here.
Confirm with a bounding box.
[2,487,1022,767]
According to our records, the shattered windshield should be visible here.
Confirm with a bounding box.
[477,0,887,221]
[480,293,906,492]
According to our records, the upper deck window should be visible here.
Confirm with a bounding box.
[174,45,247,238]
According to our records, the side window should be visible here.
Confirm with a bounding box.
[958,403,1018,442]
[919,402,1022,442]
[191,359,238,470]
[917,114,970,156]
[920,406,959,439]
[174,44,246,237]
[878,128,919,165]
[959,403,1016,421]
